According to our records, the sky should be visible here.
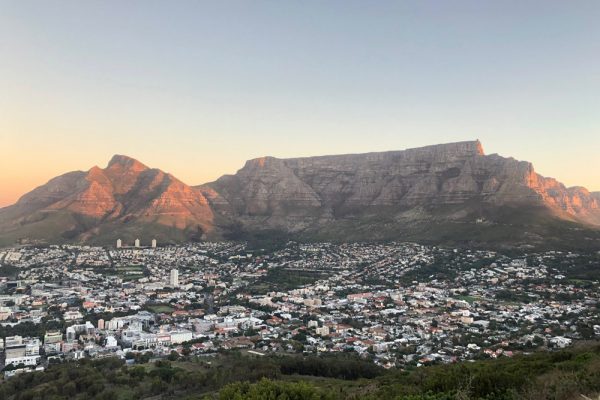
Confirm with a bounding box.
[1,0,599,207]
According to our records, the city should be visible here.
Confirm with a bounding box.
[1,241,598,379]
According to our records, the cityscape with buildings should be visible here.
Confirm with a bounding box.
[3,0,600,397]
[0,241,598,379]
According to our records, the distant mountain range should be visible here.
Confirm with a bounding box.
[1,140,599,249]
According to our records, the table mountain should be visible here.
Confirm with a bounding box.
[198,140,600,248]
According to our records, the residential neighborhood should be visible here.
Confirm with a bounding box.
[0,242,599,378]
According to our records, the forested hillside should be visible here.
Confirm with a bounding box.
[1,344,599,400]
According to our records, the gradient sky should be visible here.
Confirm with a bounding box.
[1,0,599,207]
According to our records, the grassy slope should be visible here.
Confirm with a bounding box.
[294,204,600,251]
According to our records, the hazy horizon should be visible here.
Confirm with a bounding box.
[2,1,599,207]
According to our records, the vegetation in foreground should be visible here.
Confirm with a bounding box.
[0,343,599,400]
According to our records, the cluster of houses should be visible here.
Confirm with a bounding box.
[0,242,598,377]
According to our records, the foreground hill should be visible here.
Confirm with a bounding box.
[1,345,599,399]
[1,141,599,248]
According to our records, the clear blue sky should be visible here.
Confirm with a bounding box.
[1,0,599,206]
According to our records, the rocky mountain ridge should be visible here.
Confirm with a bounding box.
[0,155,214,244]
[1,141,599,248]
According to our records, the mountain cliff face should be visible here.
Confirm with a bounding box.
[199,141,600,236]
[1,141,599,248]
[0,155,215,245]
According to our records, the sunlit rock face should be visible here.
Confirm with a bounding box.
[0,155,215,244]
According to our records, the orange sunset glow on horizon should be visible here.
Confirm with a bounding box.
[2,1,599,208]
